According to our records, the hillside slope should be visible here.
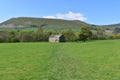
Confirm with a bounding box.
[0,17,92,30]
[102,23,120,28]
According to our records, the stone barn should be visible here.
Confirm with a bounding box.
[49,34,65,42]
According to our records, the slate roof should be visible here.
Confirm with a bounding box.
[49,34,62,38]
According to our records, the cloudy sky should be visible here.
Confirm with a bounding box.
[0,0,120,25]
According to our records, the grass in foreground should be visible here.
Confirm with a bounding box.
[0,40,120,80]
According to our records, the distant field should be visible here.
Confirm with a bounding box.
[0,27,80,32]
[0,28,38,32]
[0,40,120,80]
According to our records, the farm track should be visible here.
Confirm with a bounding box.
[46,44,80,80]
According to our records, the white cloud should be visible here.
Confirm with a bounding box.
[42,16,56,19]
[43,11,87,21]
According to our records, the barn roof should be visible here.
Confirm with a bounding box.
[49,34,63,38]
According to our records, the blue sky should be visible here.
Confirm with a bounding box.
[0,0,120,25]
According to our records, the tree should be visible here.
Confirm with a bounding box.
[0,35,4,42]
[96,28,106,40]
[30,25,38,28]
[114,28,120,33]
[18,32,34,42]
[79,27,93,42]
[0,31,8,42]
[62,29,76,42]
[37,27,43,33]
[8,31,19,42]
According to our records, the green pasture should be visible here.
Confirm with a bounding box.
[0,40,120,80]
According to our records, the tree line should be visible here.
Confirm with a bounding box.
[0,27,120,43]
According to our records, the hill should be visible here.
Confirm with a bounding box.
[0,17,92,31]
[102,23,120,28]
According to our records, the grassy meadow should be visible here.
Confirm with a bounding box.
[0,40,120,80]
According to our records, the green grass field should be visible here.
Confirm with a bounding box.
[0,40,120,80]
